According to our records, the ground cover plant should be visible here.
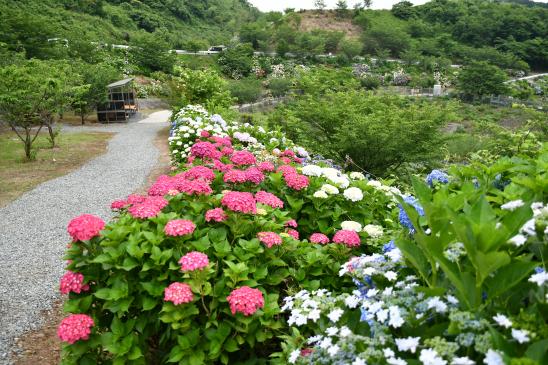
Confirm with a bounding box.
[58,105,547,365]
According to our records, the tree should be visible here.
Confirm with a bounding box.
[71,62,120,125]
[363,0,372,8]
[336,0,349,17]
[183,39,208,53]
[0,61,63,159]
[217,43,255,79]
[130,32,176,74]
[340,38,363,59]
[457,61,509,99]
[314,0,326,12]
[239,23,269,50]
[391,1,416,20]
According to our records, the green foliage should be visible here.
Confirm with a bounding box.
[359,75,380,90]
[218,43,255,79]
[457,61,509,98]
[339,38,363,59]
[167,67,234,113]
[391,1,416,19]
[130,32,176,74]
[229,78,263,104]
[268,91,453,175]
[268,78,293,97]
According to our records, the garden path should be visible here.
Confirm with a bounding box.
[0,111,171,364]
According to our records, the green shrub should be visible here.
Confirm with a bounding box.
[359,75,380,90]
[229,78,263,104]
[268,78,293,97]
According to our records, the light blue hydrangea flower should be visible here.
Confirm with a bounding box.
[426,169,449,187]
[398,196,424,232]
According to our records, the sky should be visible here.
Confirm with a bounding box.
[248,0,430,12]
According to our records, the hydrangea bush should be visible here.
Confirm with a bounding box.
[59,104,547,365]
[59,106,403,364]
[279,146,548,365]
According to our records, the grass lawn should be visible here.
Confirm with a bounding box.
[0,131,114,207]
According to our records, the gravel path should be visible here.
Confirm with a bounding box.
[0,111,171,364]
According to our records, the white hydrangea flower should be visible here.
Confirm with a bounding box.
[327,308,344,322]
[395,337,420,353]
[341,220,362,232]
[451,357,475,365]
[313,190,329,199]
[427,297,448,313]
[319,337,332,349]
[492,314,512,328]
[484,349,504,365]
[386,248,402,262]
[384,271,398,281]
[344,295,360,308]
[339,326,352,337]
[367,180,382,188]
[326,327,338,336]
[419,348,447,365]
[353,358,366,365]
[388,305,404,328]
[387,357,407,365]
[343,187,364,202]
[509,234,527,246]
[301,164,323,177]
[308,308,321,322]
[501,199,524,211]
[288,349,300,364]
[321,184,340,195]
[327,344,340,357]
[529,271,548,286]
[511,329,530,343]
[349,171,366,180]
[363,224,383,237]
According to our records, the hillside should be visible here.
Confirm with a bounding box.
[0,0,258,58]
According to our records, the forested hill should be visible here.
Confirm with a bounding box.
[0,0,258,58]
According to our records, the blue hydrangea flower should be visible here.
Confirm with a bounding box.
[493,174,510,190]
[535,267,545,274]
[383,240,396,253]
[398,196,424,232]
[426,169,449,187]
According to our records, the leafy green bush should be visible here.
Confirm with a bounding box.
[268,78,293,97]
[359,75,380,90]
[229,78,263,104]
[217,43,255,79]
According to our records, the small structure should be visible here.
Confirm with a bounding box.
[97,78,138,123]
[208,45,227,52]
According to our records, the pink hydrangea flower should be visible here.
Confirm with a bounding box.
[164,282,194,305]
[221,147,234,156]
[59,271,89,295]
[279,156,292,165]
[213,160,233,172]
[255,191,284,209]
[285,173,309,191]
[126,194,147,205]
[257,232,283,248]
[210,136,232,147]
[310,233,330,244]
[128,202,162,219]
[230,150,256,166]
[277,165,297,177]
[148,175,175,196]
[333,230,361,248]
[183,166,216,181]
[67,214,105,242]
[224,169,248,184]
[110,200,128,210]
[226,286,264,316]
[286,229,299,240]
[257,161,275,172]
[244,167,265,185]
[175,178,213,196]
[282,149,295,157]
[179,251,209,271]
[285,219,298,228]
[293,157,303,164]
[145,196,169,209]
[205,208,228,222]
[200,130,211,138]
[165,220,196,236]
[57,314,94,344]
[221,191,256,214]
[191,142,222,160]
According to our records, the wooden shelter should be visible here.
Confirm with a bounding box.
[97,78,138,122]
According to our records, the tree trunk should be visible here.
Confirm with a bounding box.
[24,128,33,160]
[81,113,85,125]
[47,122,56,148]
